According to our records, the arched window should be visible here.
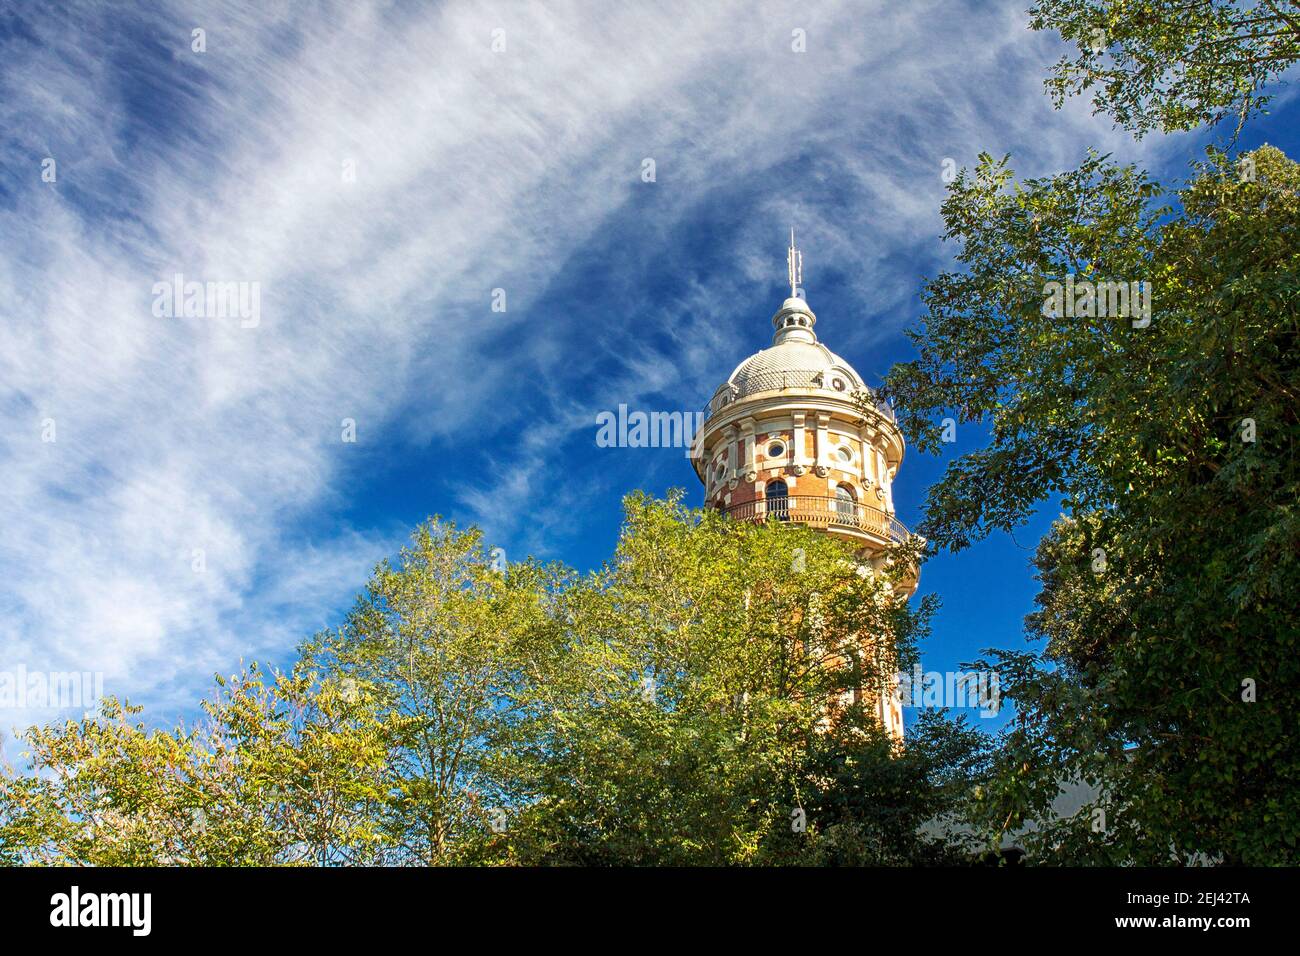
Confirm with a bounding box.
[765,479,789,521]
[835,483,857,521]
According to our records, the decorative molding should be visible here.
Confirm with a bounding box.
[740,418,757,481]
[791,411,810,470]
[814,412,830,473]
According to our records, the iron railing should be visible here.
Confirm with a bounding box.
[704,369,896,422]
[722,495,909,544]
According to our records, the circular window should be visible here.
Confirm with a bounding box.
[836,445,853,463]
[831,377,847,392]
[766,441,785,458]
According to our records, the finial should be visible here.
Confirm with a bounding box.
[787,227,803,299]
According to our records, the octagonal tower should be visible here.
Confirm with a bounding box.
[691,233,915,740]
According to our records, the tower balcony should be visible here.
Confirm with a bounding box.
[720,494,909,546]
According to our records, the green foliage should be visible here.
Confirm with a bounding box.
[298,518,571,865]
[1030,0,1300,138]
[514,492,941,864]
[757,711,994,866]
[885,145,1300,863]
[0,668,391,865]
[0,499,987,866]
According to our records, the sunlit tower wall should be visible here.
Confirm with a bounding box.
[691,236,916,741]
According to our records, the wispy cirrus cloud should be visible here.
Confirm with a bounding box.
[0,0,1177,734]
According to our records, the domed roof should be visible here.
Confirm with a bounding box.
[725,340,865,389]
[702,234,900,431]
[709,294,870,409]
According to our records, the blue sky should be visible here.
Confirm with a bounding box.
[2,1,1298,738]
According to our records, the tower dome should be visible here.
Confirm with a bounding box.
[707,269,889,420]
[693,232,909,548]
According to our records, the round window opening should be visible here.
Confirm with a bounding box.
[767,441,786,458]
[836,446,852,463]
[831,376,847,392]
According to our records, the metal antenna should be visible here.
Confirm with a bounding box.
[787,227,802,298]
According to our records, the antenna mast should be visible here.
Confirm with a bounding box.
[787,227,802,298]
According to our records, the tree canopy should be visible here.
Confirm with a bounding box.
[1,497,985,866]
[1030,0,1300,138]
[883,144,1299,863]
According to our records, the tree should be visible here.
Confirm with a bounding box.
[511,492,973,865]
[883,145,1299,863]
[0,666,391,865]
[757,711,994,866]
[300,519,569,865]
[2,502,991,866]
[1030,0,1300,138]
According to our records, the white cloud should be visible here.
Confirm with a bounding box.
[0,0,1180,732]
